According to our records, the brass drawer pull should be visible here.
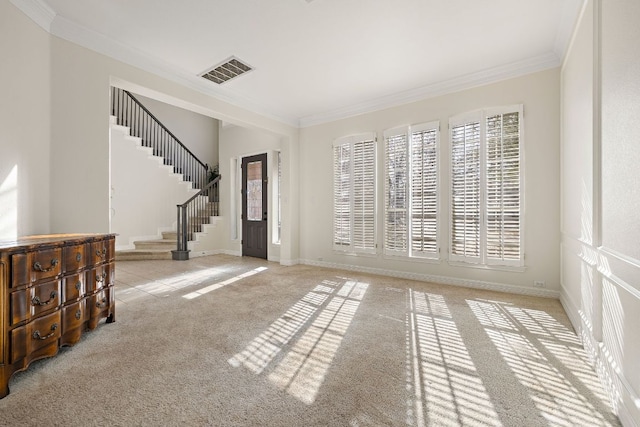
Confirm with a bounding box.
[76,252,82,262]
[33,323,58,340]
[95,248,107,258]
[75,310,82,320]
[75,281,82,291]
[96,298,108,309]
[96,272,107,283]
[33,259,59,272]
[32,291,57,306]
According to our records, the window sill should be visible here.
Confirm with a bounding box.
[333,249,378,258]
[447,260,527,273]
[383,254,441,265]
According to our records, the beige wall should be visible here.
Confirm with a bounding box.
[299,68,561,296]
[0,0,51,239]
[561,1,640,424]
[46,32,299,261]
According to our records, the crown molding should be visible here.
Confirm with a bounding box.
[12,0,574,130]
[299,52,561,128]
[9,0,56,32]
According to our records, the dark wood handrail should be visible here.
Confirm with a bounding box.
[111,87,209,189]
[173,176,221,260]
[123,90,207,170]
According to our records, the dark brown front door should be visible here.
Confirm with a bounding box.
[242,153,268,259]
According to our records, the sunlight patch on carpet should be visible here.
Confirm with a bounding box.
[268,280,368,404]
[467,299,616,426]
[406,290,500,427]
[228,277,368,405]
[182,266,268,299]
[228,279,342,373]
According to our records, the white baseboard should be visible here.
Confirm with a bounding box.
[559,287,581,331]
[219,250,242,257]
[560,289,639,427]
[597,342,640,427]
[188,250,218,258]
[280,258,299,266]
[189,249,241,258]
[299,258,559,298]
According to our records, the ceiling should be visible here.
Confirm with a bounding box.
[17,0,583,127]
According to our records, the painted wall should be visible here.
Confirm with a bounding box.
[299,68,561,296]
[0,1,51,239]
[110,123,199,249]
[133,94,219,170]
[561,1,640,424]
[218,124,283,261]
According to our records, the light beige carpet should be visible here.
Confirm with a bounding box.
[1,255,620,426]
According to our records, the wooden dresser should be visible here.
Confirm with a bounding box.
[0,234,116,398]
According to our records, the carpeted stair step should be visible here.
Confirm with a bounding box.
[162,231,177,240]
[115,249,172,261]
[133,239,176,250]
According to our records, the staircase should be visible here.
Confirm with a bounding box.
[110,87,220,261]
[116,231,177,261]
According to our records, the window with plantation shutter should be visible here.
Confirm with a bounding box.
[333,133,376,254]
[485,109,522,265]
[384,122,439,259]
[384,128,408,254]
[450,115,481,262]
[449,106,523,267]
[410,124,439,257]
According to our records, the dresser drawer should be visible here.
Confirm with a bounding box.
[63,272,85,303]
[106,238,115,262]
[10,279,61,325]
[87,263,114,293]
[90,241,109,266]
[10,248,62,287]
[10,311,61,363]
[62,300,88,333]
[90,287,113,319]
[62,244,87,273]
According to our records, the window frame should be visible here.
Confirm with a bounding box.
[448,105,524,268]
[383,121,440,260]
[332,132,377,255]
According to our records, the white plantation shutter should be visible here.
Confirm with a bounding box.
[449,106,523,266]
[353,139,376,252]
[333,133,376,253]
[384,128,408,255]
[450,114,481,263]
[485,107,522,265]
[384,123,440,259]
[333,144,351,247]
[410,123,439,258]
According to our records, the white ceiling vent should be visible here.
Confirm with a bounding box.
[201,57,252,84]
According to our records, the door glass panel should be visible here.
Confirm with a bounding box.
[247,161,262,221]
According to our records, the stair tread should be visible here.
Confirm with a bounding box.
[115,249,172,261]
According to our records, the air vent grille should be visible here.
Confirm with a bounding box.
[201,57,252,84]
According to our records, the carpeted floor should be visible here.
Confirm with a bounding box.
[1,255,620,426]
